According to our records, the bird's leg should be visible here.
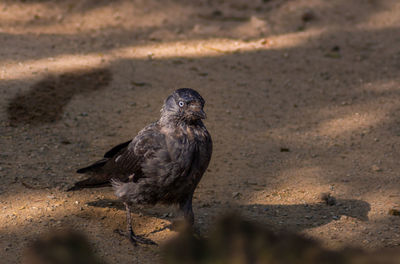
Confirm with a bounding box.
[176,195,203,235]
[179,195,194,226]
[115,202,157,246]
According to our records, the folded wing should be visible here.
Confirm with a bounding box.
[68,123,164,191]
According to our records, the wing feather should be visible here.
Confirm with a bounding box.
[70,122,165,190]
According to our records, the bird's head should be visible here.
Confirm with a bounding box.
[161,88,206,124]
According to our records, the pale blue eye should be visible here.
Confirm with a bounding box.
[178,101,184,107]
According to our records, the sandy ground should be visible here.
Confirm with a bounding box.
[1,0,400,263]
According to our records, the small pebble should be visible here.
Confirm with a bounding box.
[232,192,241,198]
[371,164,382,172]
[301,10,316,22]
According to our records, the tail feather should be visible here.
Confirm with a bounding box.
[76,158,108,174]
[67,178,111,191]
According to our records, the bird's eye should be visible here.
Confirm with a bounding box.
[178,101,185,107]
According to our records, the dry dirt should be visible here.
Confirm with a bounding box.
[1,0,400,263]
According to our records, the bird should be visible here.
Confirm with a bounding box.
[68,88,212,246]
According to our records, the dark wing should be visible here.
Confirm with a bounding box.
[104,140,131,158]
[75,140,131,174]
[69,123,165,191]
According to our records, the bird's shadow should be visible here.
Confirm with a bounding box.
[87,198,370,232]
[87,198,179,218]
[87,198,182,234]
[87,199,126,211]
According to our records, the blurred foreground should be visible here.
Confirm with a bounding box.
[25,215,400,264]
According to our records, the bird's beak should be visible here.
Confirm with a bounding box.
[192,107,206,119]
[196,109,207,119]
[189,103,206,119]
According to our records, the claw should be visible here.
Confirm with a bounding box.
[114,228,157,246]
[129,232,157,246]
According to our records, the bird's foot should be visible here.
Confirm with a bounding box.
[114,229,157,246]
[129,233,157,246]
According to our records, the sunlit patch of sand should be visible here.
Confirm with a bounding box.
[0,30,322,82]
[0,188,164,236]
[358,2,400,29]
[246,166,331,204]
[316,111,385,137]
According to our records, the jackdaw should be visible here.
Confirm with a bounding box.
[69,88,212,245]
